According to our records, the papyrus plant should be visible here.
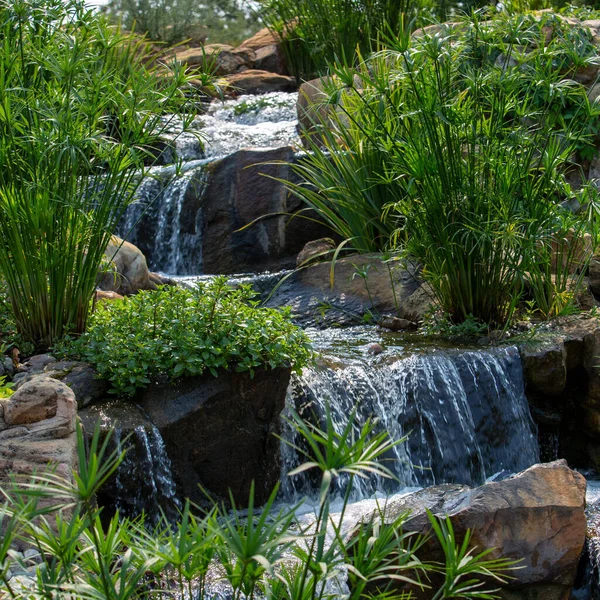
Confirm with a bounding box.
[0,0,208,349]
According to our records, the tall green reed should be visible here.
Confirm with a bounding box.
[286,13,600,326]
[0,0,207,350]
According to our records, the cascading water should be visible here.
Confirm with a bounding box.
[117,92,300,274]
[279,328,540,503]
[118,160,209,274]
[103,425,181,526]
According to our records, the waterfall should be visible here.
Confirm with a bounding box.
[118,161,208,275]
[109,425,181,525]
[280,345,540,502]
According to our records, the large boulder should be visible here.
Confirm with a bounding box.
[239,27,288,75]
[81,367,292,508]
[266,253,433,326]
[98,236,169,296]
[379,460,586,600]
[136,367,291,506]
[222,69,296,96]
[0,376,78,548]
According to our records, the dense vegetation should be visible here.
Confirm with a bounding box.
[58,280,313,396]
[105,0,262,45]
[288,12,600,326]
[0,415,515,600]
[0,0,213,350]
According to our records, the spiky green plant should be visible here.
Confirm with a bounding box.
[285,13,600,326]
[0,0,209,350]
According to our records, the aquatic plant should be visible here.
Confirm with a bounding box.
[0,414,516,599]
[286,12,600,326]
[0,0,211,350]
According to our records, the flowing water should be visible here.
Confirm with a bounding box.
[117,92,300,273]
[279,327,540,503]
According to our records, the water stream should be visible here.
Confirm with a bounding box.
[117,92,300,274]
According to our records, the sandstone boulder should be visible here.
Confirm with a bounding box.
[222,70,296,96]
[240,27,288,74]
[174,44,255,76]
[98,236,157,296]
[380,460,586,600]
[0,376,78,506]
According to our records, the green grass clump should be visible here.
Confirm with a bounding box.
[59,279,313,397]
[287,12,600,327]
[0,0,211,351]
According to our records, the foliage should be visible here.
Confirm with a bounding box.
[0,0,211,351]
[0,412,517,600]
[0,376,13,399]
[287,12,600,326]
[105,0,262,46]
[57,279,314,397]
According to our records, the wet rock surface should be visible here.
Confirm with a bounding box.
[266,254,433,327]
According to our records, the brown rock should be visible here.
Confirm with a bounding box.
[98,236,157,296]
[239,27,279,50]
[296,238,336,267]
[381,460,586,600]
[520,340,567,398]
[2,376,76,436]
[174,44,255,76]
[297,76,360,147]
[378,315,418,331]
[94,290,124,302]
[221,70,296,96]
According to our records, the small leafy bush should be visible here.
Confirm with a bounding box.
[59,279,313,396]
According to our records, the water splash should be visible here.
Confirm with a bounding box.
[118,161,209,274]
[280,344,539,502]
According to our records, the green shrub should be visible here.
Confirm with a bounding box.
[105,0,262,46]
[58,279,313,396]
[0,0,211,351]
[287,12,600,326]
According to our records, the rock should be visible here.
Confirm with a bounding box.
[297,76,360,147]
[221,70,296,96]
[197,147,332,274]
[94,290,124,302]
[296,238,336,267]
[240,27,288,74]
[365,343,383,356]
[516,315,600,467]
[520,340,567,398]
[135,367,292,506]
[173,44,255,76]
[378,460,586,600]
[267,254,434,327]
[378,315,418,331]
[2,376,76,436]
[0,376,78,550]
[98,236,157,296]
[44,361,108,409]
